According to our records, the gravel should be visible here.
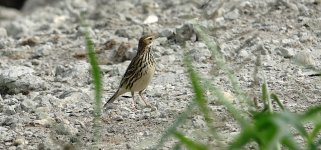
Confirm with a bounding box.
[0,0,321,149]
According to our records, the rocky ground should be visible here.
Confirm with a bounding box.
[0,0,321,149]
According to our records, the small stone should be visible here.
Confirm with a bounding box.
[1,116,17,128]
[240,1,253,8]
[4,106,16,115]
[175,24,197,43]
[258,44,270,55]
[126,144,131,149]
[298,32,313,43]
[281,39,294,46]
[5,21,26,37]
[54,61,90,86]
[143,131,150,136]
[114,115,123,121]
[143,108,152,113]
[159,112,167,118]
[14,137,27,146]
[0,27,7,38]
[159,29,174,38]
[239,50,249,58]
[0,66,47,94]
[115,29,129,38]
[104,39,117,50]
[35,107,50,119]
[294,51,315,67]
[128,113,136,119]
[114,42,132,62]
[32,45,51,58]
[20,37,39,47]
[224,9,240,20]
[33,119,53,126]
[288,2,299,12]
[214,17,225,24]
[150,110,160,118]
[189,43,211,62]
[192,115,206,128]
[153,85,164,97]
[143,15,158,24]
[150,106,157,111]
[164,55,176,63]
[278,47,295,58]
[0,40,5,49]
[21,99,37,112]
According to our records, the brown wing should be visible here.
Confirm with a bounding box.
[119,56,145,89]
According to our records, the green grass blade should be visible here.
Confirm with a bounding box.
[80,16,103,148]
[228,128,254,150]
[85,32,103,111]
[154,102,197,149]
[270,93,284,110]
[192,23,252,111]
[316,137,321,147]
[203,80,248,128]
[279,112,309,142]
[300,105,321,121]
[310,122,321,141]
[84,30,103,141]
[184,56,213,129]
[281,136,300,150]
[261,81,272,113]
[172,143,182,150]
[173,131,208,150]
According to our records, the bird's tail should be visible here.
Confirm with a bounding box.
[104,89,122,108]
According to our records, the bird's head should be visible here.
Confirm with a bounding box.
[138,34,155,51]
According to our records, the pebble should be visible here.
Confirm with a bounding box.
[0,66,47,94]
[143,15,158,24]
[294,51,315,67]
[239,50,250,58]
[4,106,16,115]
[13,136,27,146]
[158,29,174,38]
[114,115,123,121]
[175,24,197,43]
[0,0,319,149]
[115,29,130,38]
[277,47,295,58]
[0,27,7,38]
[32,45,52,58]
[224,9,240,20]
[21,99,37,112]
[143,108,152,113]
[5,21,26,38]
[0,40,5,49]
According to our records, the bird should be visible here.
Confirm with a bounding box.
[104,34,156,109]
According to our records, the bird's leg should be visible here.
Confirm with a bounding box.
[131,91,137,109]
[139,90,151,107]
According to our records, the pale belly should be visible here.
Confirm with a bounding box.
[131,66,155,92]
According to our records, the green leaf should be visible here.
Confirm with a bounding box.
[154,102,197,149]
[80,15,103,147]
[270,93,284,110]
[310,122,321,141]
[300,105,321,121]
[172,143,182,150]
[173,131,208,150]
[281,135,300,150]
[228,128,255,150]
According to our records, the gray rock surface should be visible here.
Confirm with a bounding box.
[0,0,320,149]
[0,66,47,94]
